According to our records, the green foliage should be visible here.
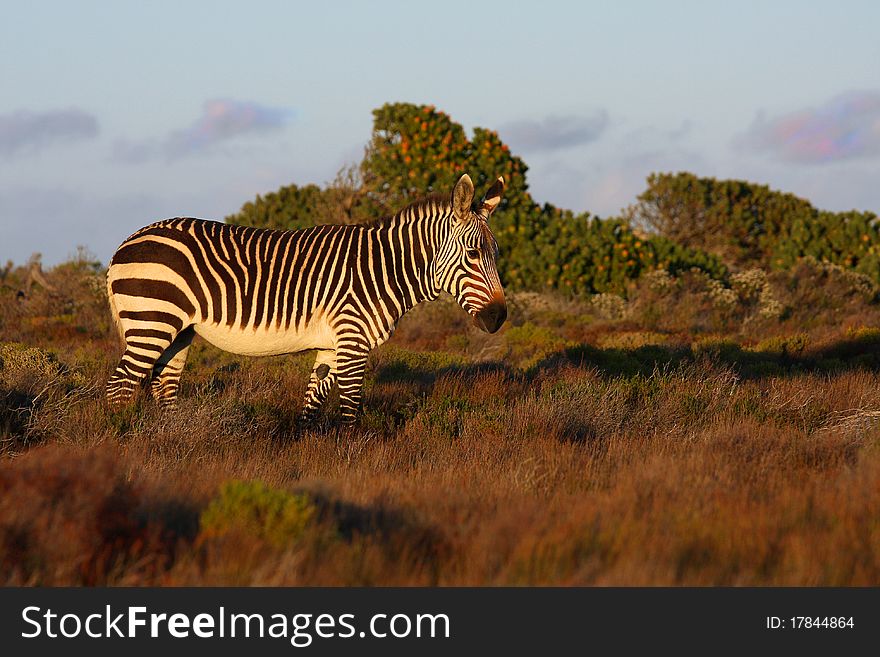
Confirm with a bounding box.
[419,395,475,439]
[226,183,326,231]
[752,334,809,358]
[691,336,743,361]
[597,331,670,350]
[0,342,62,385]
[775,209,880,279]
[200,480,316,547]
[633,172,816,267]
[635,172,880,280]
[846,326,880,344]
[504,322,571,368]
[372,345,468,384]
[649,234,729,279]
[361,103,530,214]
[0,342,85,391]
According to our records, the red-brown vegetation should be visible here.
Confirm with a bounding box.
[1,257,879,585]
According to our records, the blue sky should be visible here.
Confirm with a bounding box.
[2,0,879,264]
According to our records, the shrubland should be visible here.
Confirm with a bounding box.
[2,251,879,585]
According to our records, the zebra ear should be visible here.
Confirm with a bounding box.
[452,174,475,222]
[480,176,505,217]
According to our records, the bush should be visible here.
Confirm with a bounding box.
[227,183,327,230]
[691,336,743,361]
[0,342,67,387]
[633,172,880,281]
[753,334,809,358]
[846,326,880,344]
[503,323,571,369]
[633,172,815,267]
[0,343,91,451]
[199,480,317,547]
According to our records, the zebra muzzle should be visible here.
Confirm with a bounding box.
[474,299,507,334]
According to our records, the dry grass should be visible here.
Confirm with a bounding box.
[1,260,879,585]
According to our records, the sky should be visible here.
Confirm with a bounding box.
[2,0,879,264]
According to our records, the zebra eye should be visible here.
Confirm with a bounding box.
[466,249,480,259]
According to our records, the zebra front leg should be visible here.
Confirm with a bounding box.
[300,350,336,425]
[149,327,195,409]
[336,348,369,424]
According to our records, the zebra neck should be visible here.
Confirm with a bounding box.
[375,210,452,319]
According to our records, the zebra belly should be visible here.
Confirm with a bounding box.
[193,319,335,357]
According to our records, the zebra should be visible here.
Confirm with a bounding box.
[105,173,507,423]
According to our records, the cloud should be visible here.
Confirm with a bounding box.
[739,91,880,164]
[113,99,296,163]
[0,108,98,157]
[500,111,608,153]
[166,98,296,158]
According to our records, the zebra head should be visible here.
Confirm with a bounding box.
[436,174,507,334]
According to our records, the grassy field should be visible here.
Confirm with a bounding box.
[1,255,879,585]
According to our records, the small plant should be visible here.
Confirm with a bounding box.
[0,342,65,386]
[753,333,809,358]
[503,323,570,368]
[420,395,475,439]
[730,269,768,303]
[597,331,669,350]
[199,480,316,547]
[846,326,880,343]
[590,293,627,320]
[691,336,742,362]
[642,268,677,295]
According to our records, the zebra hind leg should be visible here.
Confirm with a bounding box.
[300,350,337,426]
[106,332,178,408]
[149,327,195,409]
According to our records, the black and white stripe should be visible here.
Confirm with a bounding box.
[106,174,507,423]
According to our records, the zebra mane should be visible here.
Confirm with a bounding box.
[349,193,452,230]
[390,193,453,223]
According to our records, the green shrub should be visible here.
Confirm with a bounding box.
[752,334,809,358]
[633,171,880,282]
[200,480,316,547]
[372,345,467,383]
[691,336,743,362]
[0,342,63,385]
[0,342,86,392]
[419,395,475,439]
[597,331,670,350]
[846,326,880,343]
[504,323,570,368]
[226,183,327,231]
